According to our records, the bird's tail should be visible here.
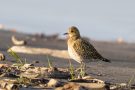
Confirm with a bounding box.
[102,58,111,63]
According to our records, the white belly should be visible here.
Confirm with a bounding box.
[68,46,82,63]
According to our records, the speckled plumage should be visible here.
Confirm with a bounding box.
[65,26,110,64]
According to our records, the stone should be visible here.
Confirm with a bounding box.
[0,52,5,61]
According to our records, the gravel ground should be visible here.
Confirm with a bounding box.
[0,29,135,89]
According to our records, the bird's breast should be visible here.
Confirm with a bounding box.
[68,44,82,63]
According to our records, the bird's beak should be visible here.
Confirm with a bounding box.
[63,33,68,35]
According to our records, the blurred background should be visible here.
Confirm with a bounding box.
[1,0,135,85]
[0,0,135,42]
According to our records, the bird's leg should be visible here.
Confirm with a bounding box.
[79,62,86,78]
[83,62,86,75]
[75,62,86,78]
[75,64,82,71]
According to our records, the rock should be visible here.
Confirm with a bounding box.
[55,82,87,90]
[11,35,26,45]
[20,64,34,70]
[82,76,94,79]
[0,79,19,90]
[110,83,128,90]
[119,83,127,87]
[31,78,49,84]
[20,70,39,79]
[68,78,106,90]
[0,64,8,68]
[47,79,62,87]
[70,78,104,84]
[0,66,20,78]
[56,82,106,90]
[8,46,69,59]
[0,52,5,61]
[77,83,106,90]
[131,84,135,89]
[6,84,19,90]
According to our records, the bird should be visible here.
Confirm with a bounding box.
[64,26,111,77]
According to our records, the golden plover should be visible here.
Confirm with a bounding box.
[64,26,110,76]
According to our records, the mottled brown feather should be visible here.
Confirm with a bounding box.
[73,38,103,60]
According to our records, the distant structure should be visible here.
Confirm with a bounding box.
[116,37,125,44]
[10,28,17,32]
[0,24,5,29]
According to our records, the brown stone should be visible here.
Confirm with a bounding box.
[0,52,5,61]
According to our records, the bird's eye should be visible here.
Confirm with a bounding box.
[71,30,74,33]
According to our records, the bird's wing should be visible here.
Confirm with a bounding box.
[73,39,103,59]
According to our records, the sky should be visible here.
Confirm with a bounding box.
[0,0,135,41]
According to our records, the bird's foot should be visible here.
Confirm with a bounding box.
[75,67,81,72]
[75,68,87,78]
[77,72,88,79]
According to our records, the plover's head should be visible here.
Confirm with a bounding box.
[64,26,80,38]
